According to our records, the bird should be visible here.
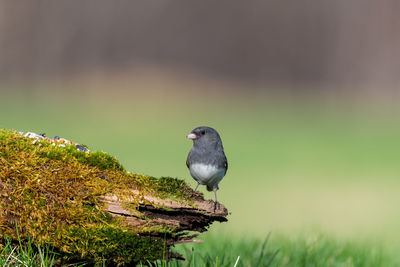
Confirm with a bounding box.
[186,126,228,211]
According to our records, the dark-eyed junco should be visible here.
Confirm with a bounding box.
[186,126,228,210]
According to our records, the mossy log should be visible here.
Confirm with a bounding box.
[0,129,228,266]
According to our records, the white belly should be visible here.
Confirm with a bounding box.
[190,163,225,186]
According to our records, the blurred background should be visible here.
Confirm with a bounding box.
[1,0,400,250]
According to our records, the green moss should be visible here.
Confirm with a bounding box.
[0,128,192,265]
[135,176,194,201]
[58,225,165,266]
[35,140,124,171]
[137,224,176,235]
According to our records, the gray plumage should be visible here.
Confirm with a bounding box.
[186,126,227,209]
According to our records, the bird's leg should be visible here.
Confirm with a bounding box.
[213,187,219,212]
[195,183,200,191]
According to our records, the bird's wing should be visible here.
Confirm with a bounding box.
[186,151,191,169]
[223,156,228,172]
[217,154,228,173]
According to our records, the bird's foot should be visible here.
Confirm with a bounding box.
[213,201,220,212]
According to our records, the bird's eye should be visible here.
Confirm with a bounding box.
[201,130,206,135]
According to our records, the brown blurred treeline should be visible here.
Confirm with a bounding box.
[0,0,399,90]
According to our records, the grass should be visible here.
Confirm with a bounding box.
[166,233,399,267]
[3,233,399,266]
[0,236,56,267]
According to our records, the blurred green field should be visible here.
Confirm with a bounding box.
[1,80,400,264]
[169,232,398,267]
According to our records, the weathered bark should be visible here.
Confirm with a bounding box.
[102,192,228,238]
[99,192,229,261]
[100,192,229,261]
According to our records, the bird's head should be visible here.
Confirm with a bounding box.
[187,126,221,146]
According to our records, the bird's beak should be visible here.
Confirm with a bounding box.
[187,133,197,139]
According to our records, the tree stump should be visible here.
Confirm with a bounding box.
[0,129,228,265]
